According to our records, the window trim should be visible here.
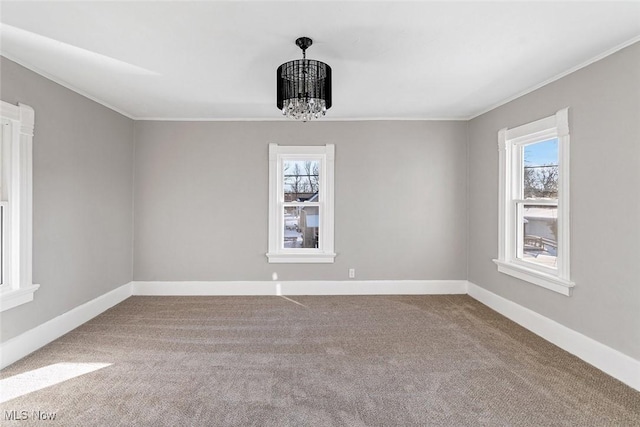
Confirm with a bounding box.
[493,108,574,296]
[0,101,39,312]
[267,143,336,263]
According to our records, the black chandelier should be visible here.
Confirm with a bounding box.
[277,37,332,121]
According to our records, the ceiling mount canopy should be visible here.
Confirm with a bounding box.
[277,36,332,122]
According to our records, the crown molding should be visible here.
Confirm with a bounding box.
[467,35,640,120]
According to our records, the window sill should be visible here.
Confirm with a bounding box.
[0,284,40,312]
[267,252,336,264]
[493,259,574,296]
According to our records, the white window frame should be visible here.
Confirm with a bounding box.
[0,101,39,311]
[493,108,574,296]
[267,143,336,263]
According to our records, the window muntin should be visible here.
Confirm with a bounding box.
[267,144,335,263]
[494,108,574,295]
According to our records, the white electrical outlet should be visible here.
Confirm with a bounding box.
[348,268,356,279]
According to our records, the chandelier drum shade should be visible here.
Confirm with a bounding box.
[277,37,332,121]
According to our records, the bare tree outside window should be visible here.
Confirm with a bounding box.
[284,162,305,201]
[284,160,320,201]
[524,164,558,199]
[304,161,319,194]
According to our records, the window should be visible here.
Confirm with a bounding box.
[0,101,39,311]
[267,143,335,263]
[494,108,574,295]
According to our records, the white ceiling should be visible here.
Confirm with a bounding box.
[1,1,639,120]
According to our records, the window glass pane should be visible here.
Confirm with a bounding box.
[283,205,319,249]
[524,138,558,199]
[0,204,3,285]
[519,205,557,268]
[284,160,320,202]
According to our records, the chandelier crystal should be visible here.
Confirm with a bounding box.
[277,37,332,122]
[281,98,327,121]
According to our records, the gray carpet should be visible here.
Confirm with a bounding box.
[1,295,639,426]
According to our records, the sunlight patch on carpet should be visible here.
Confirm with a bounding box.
[279,295,308,308]
[0,363,112,403]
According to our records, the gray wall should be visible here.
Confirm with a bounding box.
[134,121,468,281]
[468,43,640,359]
[1,58,135,342]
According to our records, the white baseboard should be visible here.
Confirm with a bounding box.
[467,281,640,392]
[132,280,469,296]
[4,279,639,393]
[0,282,133,370]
